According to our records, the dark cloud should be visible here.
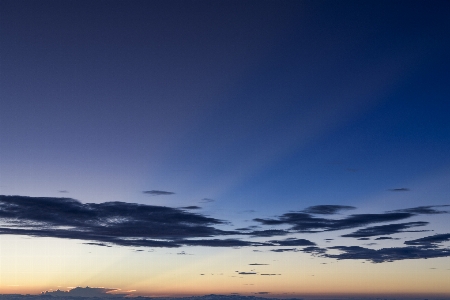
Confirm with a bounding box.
[0,195,244,248]
[41,287,127,297]
[181,206,202,210]
[404,233,450,247]
[143,190,175,196]
[249,229,290,237]
[389,205,449,215]
[324,245,450,263]
[357,237,370,240]
[254,292,270,294]
[300,246,328,255]
[270,248,299,253]
[267,238,316,246]
[388,188,410,192]
[374,237,397,240]
[254,211,413,233]
[238,272,257,275]
[83,242,112,247]
[58,190,68,193]
[249,263,269,265]
[180,239,267,247]
[341,222,429,238]
[302,205,356,215]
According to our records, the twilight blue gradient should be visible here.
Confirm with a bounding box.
[1,0,449,242]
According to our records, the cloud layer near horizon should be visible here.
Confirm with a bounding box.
[1,195,449,263]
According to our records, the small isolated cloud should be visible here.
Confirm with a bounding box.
[341,222,429,238]
[260,274,280,276]
[249,263,269,265]
[200,198,214,203]
[238,272,257,275]
[41,286,127,297]
[302,205,356,215]
[58,190,69,193]
[388,188,410,192]
[143,190,175,196]
[181,206,201,210]
[374,237,397,240]
[254,292,270,294]
[83,242,112,247]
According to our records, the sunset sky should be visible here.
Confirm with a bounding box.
[1,0,450,298]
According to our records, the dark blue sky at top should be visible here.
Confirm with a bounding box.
[1,0,450,219]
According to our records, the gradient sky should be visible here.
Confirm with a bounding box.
[1,0,450,298]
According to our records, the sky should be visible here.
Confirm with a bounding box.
[1,0,450,298]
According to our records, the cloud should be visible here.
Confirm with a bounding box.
[270,248,299,253]
[249,263,269,265]
[404,233,450,247]
[341,222,429,238]
[267,238,316,246]
[250,229,290,237]
[200,198,214,203]
[389,205,449,215]
[323,245,450,263]
[374,237,397,240]
[58,190,68,193]
[143,190,175,196]
[300,246,328,255]
[388,188,409,192]
[41,286,127,297]
[260,274,280,276]
[302,205,356,215]
[254,211,414,232]
[254,292,270,294]
[2,195,448,264]
[180,239,266,247]
[83,242,112,247]
[0,195,243,248]
[238,272,257,275]
[181,206,202,210]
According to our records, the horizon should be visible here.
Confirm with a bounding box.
[1,0,449,299]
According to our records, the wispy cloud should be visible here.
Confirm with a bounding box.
[341,222,429,238]
[267,238,316,246]
[388,205,449,214]
[302,205,356,215]
[388,188,410,192]
[143,190,175,196]
[181,206,202,210]
[200,198,215,203]
[254,211,414,232]
[404,233,450,247]
[323,245,450,263]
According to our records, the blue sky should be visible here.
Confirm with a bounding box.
[1,0,450,298]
